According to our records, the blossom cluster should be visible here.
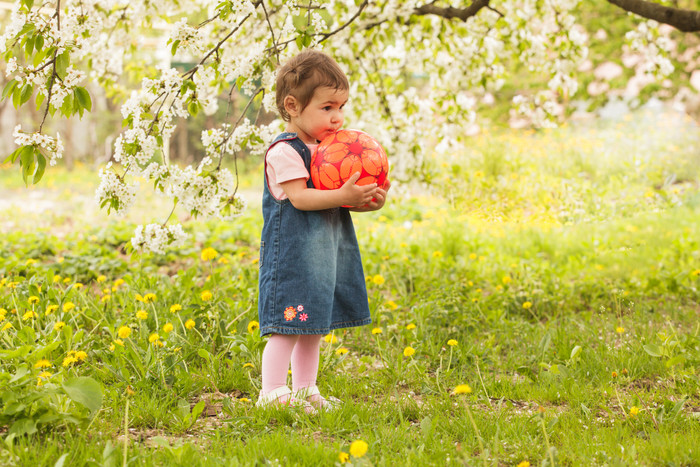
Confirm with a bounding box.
[13,125,64,166]
[131,223,188,255]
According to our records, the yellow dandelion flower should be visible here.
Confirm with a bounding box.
[75,351,87,361]
[217,256,229,264]
[163,323,174,333]
[38,371,52,379]
[201,290,213,301]
[109,343,116,352]
[447,339,458,346]
[62,356,78,367]
[616,326,625,334]
[338,452,350,464]
[34,359,51,369]
[96,275,107,283]
[469,253,477,260]
[22,310,37,320]
[371,327,382,335]
[73,283,83,290]
[629,406,640,417]
[148,333,160,343]
[126,386,136,396]
[170,304,182,313]
[117,326,131,339]
[324,333,338,344]
[185,319,195,329]
[54,321,65,331]
[113,278,125,288]
[53,275,61,283]
[247,321,260,333]
[691,269,700,277]
[453,384,472,395]
[62,302,75,312]
[45,304,58,316]
[101,295,111,303]
[28,296,40,304]
[2,322,12,331]
[63,277,71,284]
[371,274,385,286]
[349,440,368,458]
[114,339,124,347]
[406,323,416,330]
[135,293,144,302]
[25,258,38,266]
[136,309,148,320]
[403,346,416,357]
[432,251,443,258]
[522,301,532,309]
[612,371,618,378]
[386,300,399,310]
[201,247,218,261]
[143,293,156,303]
[239,397,251,403]
[517,462,531,467]
[243,363,254,368]
[502,275,512,284]
[335,347,349,355]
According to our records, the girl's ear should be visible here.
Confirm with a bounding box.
[284,95,300,118]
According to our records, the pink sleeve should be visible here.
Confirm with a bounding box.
[266,143,310,200]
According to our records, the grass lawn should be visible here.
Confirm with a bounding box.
[0,109,699,466]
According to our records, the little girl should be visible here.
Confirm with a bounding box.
[257,49,388,410]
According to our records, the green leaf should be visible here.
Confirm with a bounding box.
[24,35,35,56]
[197,348,211,362]
[643,344,662,358]
[75,86,91,111]
[2,79,18,100]
[664,355,685,368]
[55,51,70,80]
[34,34,43,52]
[171,39,180,56]
[35,90,45,111]
[60,92,73,117]
[62,376,103,414]
[292,14,307,32]
[20,145,36,186]
[19,83,33,106]
[33,150,46,184]
[188,101,199,116]
[570,345,582,360]
[54,453,69,467]
[190,400,206,421]
[9,418,37,437]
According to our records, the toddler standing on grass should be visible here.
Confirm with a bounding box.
[257,49,389,411]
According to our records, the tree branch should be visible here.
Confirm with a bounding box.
[607,0,700,32]
[413,0,493,21]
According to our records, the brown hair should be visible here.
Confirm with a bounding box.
[276,49,349,122]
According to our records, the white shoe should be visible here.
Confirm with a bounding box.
[293,385,342,411]
[256,386,316,413]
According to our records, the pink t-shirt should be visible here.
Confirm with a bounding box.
[266,142,317,200]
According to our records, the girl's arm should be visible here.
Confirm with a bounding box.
[281,172,378,211]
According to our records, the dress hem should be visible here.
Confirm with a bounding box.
[260,318,372,337]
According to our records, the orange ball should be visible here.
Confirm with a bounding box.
[311,129,389,191]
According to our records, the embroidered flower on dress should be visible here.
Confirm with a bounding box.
[284,306,297,321]
[297,305,304,312]
[299,313,308,321]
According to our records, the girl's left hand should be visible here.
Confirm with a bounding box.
[350,181,390,212]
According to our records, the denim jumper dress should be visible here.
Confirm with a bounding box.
[258,133,371,336]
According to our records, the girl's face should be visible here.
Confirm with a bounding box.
[285,86,348,145]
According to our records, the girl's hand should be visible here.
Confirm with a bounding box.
[349,180,390,212]
[339,172,378,207]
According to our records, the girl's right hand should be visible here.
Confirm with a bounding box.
[339,172,378,207]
